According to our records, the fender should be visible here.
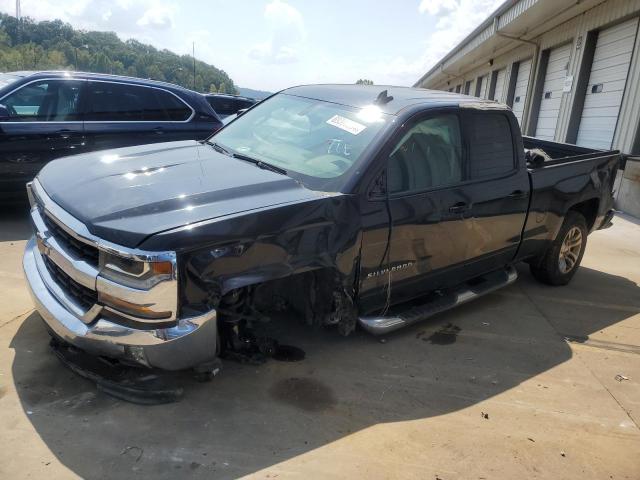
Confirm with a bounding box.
[140,193,363,313]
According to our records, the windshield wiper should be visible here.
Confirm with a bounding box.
[231,152,288,176]
[205,140,288,176]
[205,140,232,156]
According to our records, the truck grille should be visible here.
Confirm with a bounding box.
[43,214,99,267]
[43,256,98,309]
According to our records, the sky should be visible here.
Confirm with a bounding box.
[0,0,504,91]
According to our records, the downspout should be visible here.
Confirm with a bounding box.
[493,16,540,134]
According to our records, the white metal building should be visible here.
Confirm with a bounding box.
[414,0,640,216]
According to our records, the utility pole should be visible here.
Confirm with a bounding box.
[192,41,196,91]
[16,0,21,44]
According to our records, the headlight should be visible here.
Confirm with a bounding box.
[97,251,177,322]
[99,251,173,289]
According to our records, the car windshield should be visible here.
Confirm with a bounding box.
[0,73,22,89]
[211,93,391,190]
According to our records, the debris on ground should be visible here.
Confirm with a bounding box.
[120,446,144,462]
[615,374,629,382]
[482,322,490,326]
[51,339,184,404]
[481,412,489,419]
[560,451,566,457]
[528,438,535,442]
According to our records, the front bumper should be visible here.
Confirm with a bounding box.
[24,238,218,370]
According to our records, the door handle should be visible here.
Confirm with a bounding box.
[507,190,527,199]
[449,202,470,213]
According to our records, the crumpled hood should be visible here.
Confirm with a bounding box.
[37,140,321,248]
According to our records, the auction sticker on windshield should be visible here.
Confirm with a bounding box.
[326,115,366,135]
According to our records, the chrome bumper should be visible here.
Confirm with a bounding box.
[24,238,218,370]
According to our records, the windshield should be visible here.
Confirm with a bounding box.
[211,93,391,190]
[0,73,22,90]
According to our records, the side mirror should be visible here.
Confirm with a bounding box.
[0,104,10,120]
[236,108,248,117]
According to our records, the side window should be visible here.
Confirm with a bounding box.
[86,82,190,121]
[388,114,463,194]
[1,80,82,121]
[467,113,515,179]
[153,89,192,121]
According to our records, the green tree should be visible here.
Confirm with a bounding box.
[356,79,374,85]
[209,83,218,93]
[0,13,238,93]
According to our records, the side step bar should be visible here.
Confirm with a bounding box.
[358,265,518,335]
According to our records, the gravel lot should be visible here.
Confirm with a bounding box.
[1,206,639,479]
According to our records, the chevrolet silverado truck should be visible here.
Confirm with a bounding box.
[23,84,620,373]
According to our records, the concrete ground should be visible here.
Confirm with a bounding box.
[1,205,639,480]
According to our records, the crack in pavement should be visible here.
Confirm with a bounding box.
[0,308,35,329]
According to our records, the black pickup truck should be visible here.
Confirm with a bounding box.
[23,85,619,374]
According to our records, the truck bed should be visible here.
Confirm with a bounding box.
[516,136,620,261]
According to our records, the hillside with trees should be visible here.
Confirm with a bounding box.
[0,13,237,94]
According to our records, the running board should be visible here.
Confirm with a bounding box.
[358,265,518,335]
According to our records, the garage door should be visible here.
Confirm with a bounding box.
[465,79,475,96]
[576,17,640,149]
[535,43,572,140]
[511,59,532,125]
[475,75,489,98]
[492,69,506,102]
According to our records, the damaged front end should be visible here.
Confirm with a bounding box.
[165,193,363,365]
[24,175,362,403]
[23,180,219,374]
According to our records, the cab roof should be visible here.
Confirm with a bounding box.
[282,84,505,115]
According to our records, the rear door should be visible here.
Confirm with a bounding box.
[83,81,195,151]
[461,110,529,276]
[358,111,473,311]
[535,43,572,140]
[0,78,85,194]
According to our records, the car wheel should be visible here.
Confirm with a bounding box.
[529,211,588,286]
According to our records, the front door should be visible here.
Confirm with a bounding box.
[358,112,473,313]
[0,78,85,196]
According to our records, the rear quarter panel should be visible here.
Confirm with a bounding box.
[517,154,619,261]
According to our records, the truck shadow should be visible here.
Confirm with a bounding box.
[9,264,640,479]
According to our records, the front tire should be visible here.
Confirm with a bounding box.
[530,211,588,286]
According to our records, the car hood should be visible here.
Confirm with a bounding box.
[37,140,322,248]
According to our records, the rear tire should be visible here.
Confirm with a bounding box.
[529,211,588,286]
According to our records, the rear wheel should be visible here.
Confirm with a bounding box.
[530,211,588,286]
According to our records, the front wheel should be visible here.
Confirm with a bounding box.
[530,211,588,286]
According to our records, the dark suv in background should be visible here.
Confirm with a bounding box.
[204,93,256,119]
[0,71,223,200]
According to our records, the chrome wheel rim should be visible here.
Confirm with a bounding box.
[558,226,582,274]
